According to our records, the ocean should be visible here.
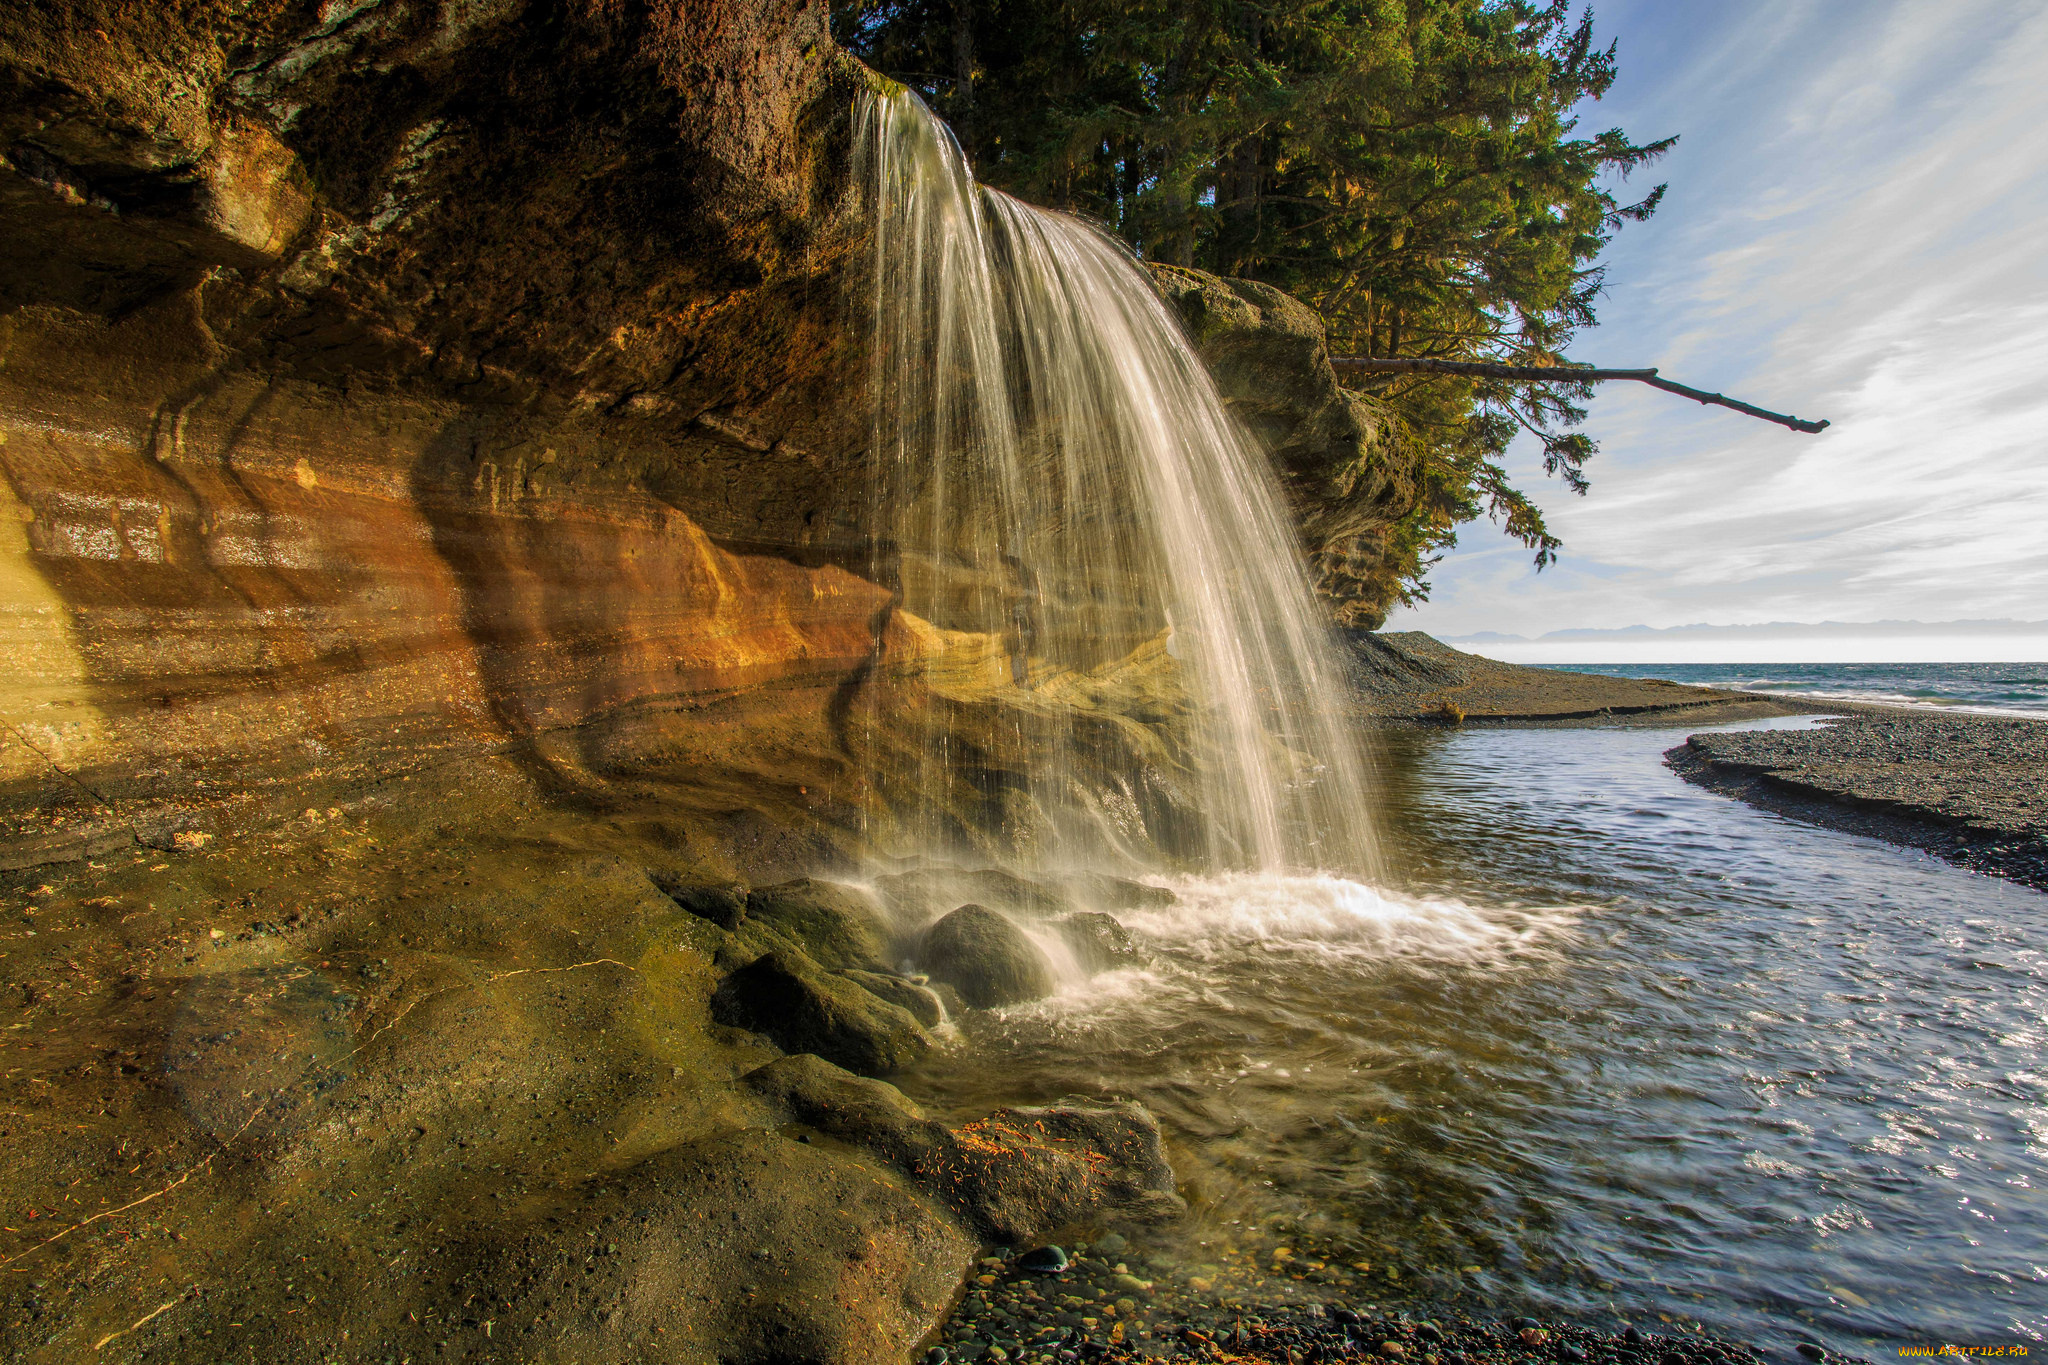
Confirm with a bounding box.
[1540,659,2048,718]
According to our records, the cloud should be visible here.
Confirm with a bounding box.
[1388,0,2048,649]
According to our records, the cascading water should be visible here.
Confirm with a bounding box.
[853,87,1379,878]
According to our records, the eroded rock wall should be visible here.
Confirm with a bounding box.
[1,0,897,868]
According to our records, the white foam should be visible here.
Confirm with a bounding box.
[1121,871,1581,969]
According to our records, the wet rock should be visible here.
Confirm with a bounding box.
[652,875,749,930]
[1092,1232,1128,1256]
[746,879,892,972]
[1796,1349,1825,1363]
[1155,266,1416,629]
[742,1055,1183,1244]
[919,904,1055,1007]
[841,968,946,1027]
[1053,911,1141,970]
[712,950,932,1075]
[743,1054,942,1166]
[1019,1246,1070,1274]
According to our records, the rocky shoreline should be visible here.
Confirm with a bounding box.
[928,1236,1866,1365]
[1669,707,2048,892]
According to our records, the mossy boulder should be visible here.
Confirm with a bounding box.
[918,904,1055,1008]
[473,1130,971,1363]
[712,950,932,1075]
[744,1054,1186,1244]
[745,878,892,972]
[652,875,750,930]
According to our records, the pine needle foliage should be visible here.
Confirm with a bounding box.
[835,0,1674,601]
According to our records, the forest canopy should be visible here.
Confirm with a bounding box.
[833,0,1675,603]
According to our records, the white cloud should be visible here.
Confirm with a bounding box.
[1389,0,2048,649]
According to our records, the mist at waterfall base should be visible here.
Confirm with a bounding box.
[850,92,2045,1348]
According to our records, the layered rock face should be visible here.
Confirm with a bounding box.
[1,0,893,869]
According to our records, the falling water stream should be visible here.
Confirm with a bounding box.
[855,88,1376,876]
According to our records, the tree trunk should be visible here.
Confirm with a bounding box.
[952,0,974,161]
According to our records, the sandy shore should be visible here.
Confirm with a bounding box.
[1670,706,2048,892]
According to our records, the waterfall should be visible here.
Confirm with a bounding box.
[854,87,1378,877]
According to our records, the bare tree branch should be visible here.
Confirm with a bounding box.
[1328,356,1831,433]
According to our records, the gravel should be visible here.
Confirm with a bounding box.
[1670,710,2048,890]
[932,1242,1867,1365]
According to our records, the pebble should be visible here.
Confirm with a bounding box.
[1018,1246,1069,1275]
[1798,1348,1826,1362]
[1094,1233,1128,1256]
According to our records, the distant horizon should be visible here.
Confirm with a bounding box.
[1418,617,2048,665]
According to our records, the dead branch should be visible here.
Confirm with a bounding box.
[1328,356,1830,433]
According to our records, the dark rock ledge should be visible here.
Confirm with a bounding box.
[1669,710,2048,892]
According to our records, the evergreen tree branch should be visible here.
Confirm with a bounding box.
[1329,357,1830,433]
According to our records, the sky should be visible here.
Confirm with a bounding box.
[1385,0,2048,661]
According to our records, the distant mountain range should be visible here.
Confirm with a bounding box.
[1446,619,2048,645]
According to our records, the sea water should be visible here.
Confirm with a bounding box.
[1547,661,2048,719]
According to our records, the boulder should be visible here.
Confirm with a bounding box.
[840,968,947,1028]
[1054,910,1142,970]
[743,1053,943,1168]
[745,879,892,972]
[712,951,931,1075]
[743,1055,1186,1244]
[918,904,1055,1007]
